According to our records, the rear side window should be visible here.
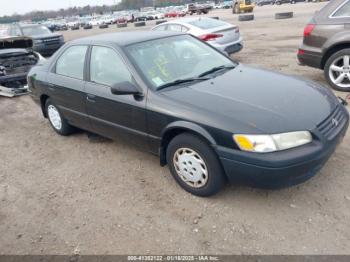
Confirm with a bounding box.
[90,46,132,86]
[153,25,167,31]
[56,45,87,80]
[333,1,350,17]
[188,18,228,30]
[167,24,182,32]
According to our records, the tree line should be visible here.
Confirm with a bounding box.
[0,0,207,24]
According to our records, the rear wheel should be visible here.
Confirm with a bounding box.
[45,99,74,135]
[324,49,350,92]
[166,133,226,197]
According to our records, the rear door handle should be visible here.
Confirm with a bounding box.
[86,94,96,103]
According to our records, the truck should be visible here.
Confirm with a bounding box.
[232,0,255,14]
[186,4,211,15]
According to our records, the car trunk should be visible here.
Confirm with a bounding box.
[208,25,240,45]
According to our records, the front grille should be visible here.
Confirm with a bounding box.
[317,105,347,140]
[42,37,60,45]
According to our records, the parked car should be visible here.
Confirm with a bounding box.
[152,17,243,55]
[186,3,211,14]
[0,36,43,97]
[256,0,275,6]
[298,0,350,91]
[28,31,349,196]
[275,0,305,4]
[6,24,64,56]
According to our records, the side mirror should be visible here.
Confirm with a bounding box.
[110,81,140,95]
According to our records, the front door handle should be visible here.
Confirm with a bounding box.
[86,94,96,103]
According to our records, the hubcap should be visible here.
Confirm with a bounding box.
[173,148,208,188]
[47,105,62,130]
[329,55,350,88]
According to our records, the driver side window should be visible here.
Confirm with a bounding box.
[90,46,132,86]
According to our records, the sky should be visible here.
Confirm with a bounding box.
[0,0,119,16]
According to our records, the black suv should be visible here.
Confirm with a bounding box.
[7,24,65,56]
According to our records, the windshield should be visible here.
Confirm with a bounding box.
[125,35,235,90]
[21,25,52,36]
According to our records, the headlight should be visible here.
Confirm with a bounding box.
[233,131,312,153]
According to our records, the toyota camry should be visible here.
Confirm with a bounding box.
[28,31,349,196]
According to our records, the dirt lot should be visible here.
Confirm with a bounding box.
[1,2,350,255]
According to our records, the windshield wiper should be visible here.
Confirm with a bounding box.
[198,64,236,78]
[157,77,210,91]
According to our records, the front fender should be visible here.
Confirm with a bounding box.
[161,120,216,145]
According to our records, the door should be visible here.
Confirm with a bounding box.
[46,45,90,130]
[85,45,148,149]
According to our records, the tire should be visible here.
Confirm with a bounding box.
[156,20,167,25]
[238,14,254,21]
[71,26,79,30]
[275,12,293,19]
[45,99,74,136]
[83,25,92,30]
[117,23,127,28]
[166,133,226,197]
[324,48,350,92]
[134,21,146,27]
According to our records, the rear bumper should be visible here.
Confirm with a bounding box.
[212,37,243,55]
[297,44,323,69]
[215,106,349,188]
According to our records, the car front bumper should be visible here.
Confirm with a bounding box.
[215,105,349,188]
[33,42,64,57]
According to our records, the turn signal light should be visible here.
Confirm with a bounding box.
[199,33,223,41]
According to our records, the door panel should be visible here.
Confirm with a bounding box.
[46,73,90,130]
[85,46,148,149]
[46,45,90,130]
[85,82,148,148]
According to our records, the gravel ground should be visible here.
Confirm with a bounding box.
[1,2,350,255]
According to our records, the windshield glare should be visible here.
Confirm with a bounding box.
[126,35,235,90]
[22,25,52,36]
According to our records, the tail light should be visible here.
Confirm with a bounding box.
[199,33,223,41]
[303,24,315,37]
[297,49,305,55]
[235,27,239,33]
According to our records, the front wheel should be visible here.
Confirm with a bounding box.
[166,133,226,197]
[324,49,350,92]
[45,99,74,135]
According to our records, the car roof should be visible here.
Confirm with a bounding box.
[17,24,42,27]
[70,31,184,46]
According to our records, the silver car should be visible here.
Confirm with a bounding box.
[152,17,243,55]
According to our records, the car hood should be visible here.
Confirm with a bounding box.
[161,64,339,134]
[0,36,33,50]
